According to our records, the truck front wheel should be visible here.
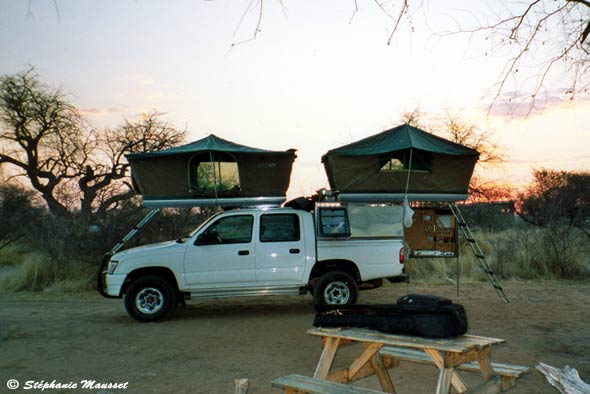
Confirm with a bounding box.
[124,276,177,322]
[313,271,358,306]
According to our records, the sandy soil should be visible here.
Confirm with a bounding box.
[1,280,589,394]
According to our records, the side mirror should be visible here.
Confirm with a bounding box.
[195,233,206,246]
[195,229,220,246]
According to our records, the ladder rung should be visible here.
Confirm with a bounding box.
[449,203,509,304]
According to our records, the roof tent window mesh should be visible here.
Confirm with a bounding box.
[378,149,432,173]
[189,152,240,192]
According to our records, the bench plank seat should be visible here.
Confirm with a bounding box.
[272,374,387,394]
[379,346,530,390]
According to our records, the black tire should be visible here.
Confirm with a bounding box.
[313,271,359,307]
[124,275,177,322]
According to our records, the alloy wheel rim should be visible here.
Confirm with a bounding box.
[324,281,350,304]
[135,287,164,314]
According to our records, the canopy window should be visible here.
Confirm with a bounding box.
[378,149,432,173]
[189,152,240,192]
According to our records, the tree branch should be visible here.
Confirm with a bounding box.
[387,0,409,45]
[566,0,590,8]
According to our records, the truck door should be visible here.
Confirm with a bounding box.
[255,213,306,285]
[184,214,256,287]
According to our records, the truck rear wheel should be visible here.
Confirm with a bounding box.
[313,271,358,306]
[124,275,177,322]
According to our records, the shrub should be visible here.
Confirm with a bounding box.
[406,224,589,281]
[0,184,45,251]
[0,205,217,292]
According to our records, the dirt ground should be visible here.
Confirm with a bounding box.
[1,280,589,394]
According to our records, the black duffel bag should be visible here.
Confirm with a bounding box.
[313,294,468,338]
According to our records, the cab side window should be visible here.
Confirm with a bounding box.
[260,214,300,243]
[196,215,253,245]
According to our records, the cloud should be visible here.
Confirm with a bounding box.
[506,156,590,171]
[572,154,590,162]
[484,89,590,120]
[145,92,163,100]
[79,107,125,117]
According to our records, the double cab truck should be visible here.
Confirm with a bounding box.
[99,204,407,321]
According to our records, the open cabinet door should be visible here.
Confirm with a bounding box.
[404,206,458,258]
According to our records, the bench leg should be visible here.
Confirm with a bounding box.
[501,376,517,391]
[476,347,495,381]
[313,337,340,380]
[424,349,468,393]
[370,352,397,394]
[436,367,455,394]
[349,343,383,379]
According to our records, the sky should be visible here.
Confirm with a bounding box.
[1,0,589,199]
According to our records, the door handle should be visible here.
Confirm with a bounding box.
[238,250,250,256]
[289,248,300,254]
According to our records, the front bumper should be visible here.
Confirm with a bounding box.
[97,255,125,298]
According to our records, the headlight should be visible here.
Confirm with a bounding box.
[107,260,119,274]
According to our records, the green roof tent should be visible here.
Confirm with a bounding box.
[126,134,297,208]
[321,124,480,202]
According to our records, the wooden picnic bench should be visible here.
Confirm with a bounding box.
[272,374,389,394]
[271,327,530,394]
[379,346,530,391]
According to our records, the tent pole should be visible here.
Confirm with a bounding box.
[402,148,414,228]
[209,151,219,206]
[456,255,460,297]
[404,148,413,194]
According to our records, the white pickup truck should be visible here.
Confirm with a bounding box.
[99,204,407,321]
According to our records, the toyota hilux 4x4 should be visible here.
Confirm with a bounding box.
[99,203,407,321]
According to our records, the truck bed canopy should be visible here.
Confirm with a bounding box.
[126,134,297,208]
[322,124,479,202]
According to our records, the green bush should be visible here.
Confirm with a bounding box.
[0,205,217,293]
[1,203,589,293]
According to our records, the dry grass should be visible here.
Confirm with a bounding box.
[0,248,93,293]
[0,243,28,267]
[405,226,590,281]
[1,225,589,293]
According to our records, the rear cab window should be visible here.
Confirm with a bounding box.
[260,214,300,242]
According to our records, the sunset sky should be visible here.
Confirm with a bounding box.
[2,1,589,199]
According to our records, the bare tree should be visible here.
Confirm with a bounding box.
[0,69,187,217]
[0,68,82,215]
[450,0,590,115]
[232,0,414,46]
[382,1,590,114]
[78,112,187,216]
[401,109,509,201]
[517,168,590,277]
[23,1,590,112]
[444,112,504,167]
[401,109,505,166]
[519,169,590,234]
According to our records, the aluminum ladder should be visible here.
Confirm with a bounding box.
[449,204,509,303]
[98,208,161,296]
[106,208,161,256]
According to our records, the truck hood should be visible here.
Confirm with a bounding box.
[112,240,183,261]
